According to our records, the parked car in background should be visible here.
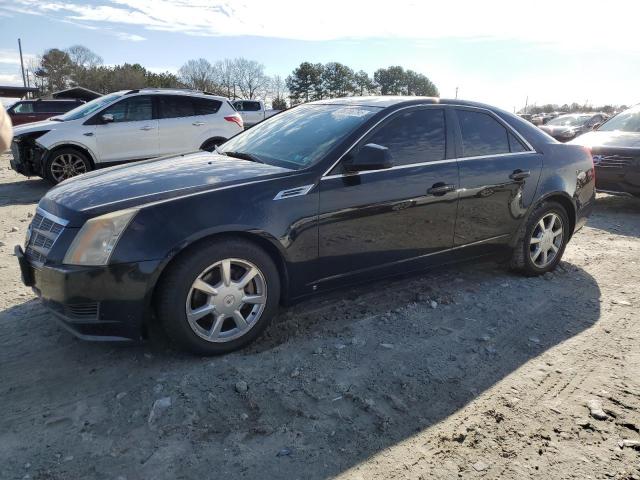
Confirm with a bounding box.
[7,98,85,126]
[518,113,534,123]
[539,113,607,142]
[15,96,595,354]
[569,105,640,197]
[9,89,243,184]
[232,99,280,127]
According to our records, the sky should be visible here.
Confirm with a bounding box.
[0,0,638,111]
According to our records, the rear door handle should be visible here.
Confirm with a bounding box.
[509,169,530,181]
[427,183,456,196]
[140,125,153,131]
[192,121,205,126]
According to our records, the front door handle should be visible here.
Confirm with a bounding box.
[140,125,153,131]
[192,121,205,126]
[427,183,456,196]
[509,169,531,181]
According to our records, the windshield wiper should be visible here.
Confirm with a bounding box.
[224,151,266,164]
[49,117,64,122]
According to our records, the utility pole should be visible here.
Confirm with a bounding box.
[455,86,458,99]
[524,95,529,114]
[18,38,27,88]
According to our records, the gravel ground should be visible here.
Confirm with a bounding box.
[1,154,639,480]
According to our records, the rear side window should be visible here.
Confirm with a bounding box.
[12,102,33,114]
[508,133,527,153]
[159,95,195,119]
[458,110,510,157]
[364,108,446,166]
[103,96,153,122]
[241,101,262,112]
[193,97,222,115]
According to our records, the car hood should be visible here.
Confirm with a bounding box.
[39,152,293,225]
[539,125,577,135]
[13,119,65,136]
[569,130,640,149]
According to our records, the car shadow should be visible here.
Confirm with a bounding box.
[0,260,602,479]
[587,193,640,238]
[0,177,50,206]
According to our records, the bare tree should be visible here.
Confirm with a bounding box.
[67,45,103,69]
[235,58,268,100]
[212,59,238,98]
[178,58,217,92]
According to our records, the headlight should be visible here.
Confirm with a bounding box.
[63,209,138,266]
[14,130,50,143]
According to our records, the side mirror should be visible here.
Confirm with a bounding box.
[344,143,392,173]
[101,113,114,124]
[591,122,601,130]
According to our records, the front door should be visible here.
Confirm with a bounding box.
[317,106,459,283]
[452,107,543,246]
[95,95,159,164]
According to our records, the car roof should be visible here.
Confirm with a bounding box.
[309,95,516,112]
[120,88,228,101]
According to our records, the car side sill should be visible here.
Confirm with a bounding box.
[312,233,510,286]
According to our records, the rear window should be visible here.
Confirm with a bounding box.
[235,101,261,112]
[194,97,222,115]
[159,95,195,119]
[458,110,510,157]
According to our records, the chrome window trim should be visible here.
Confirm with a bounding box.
[320,103,536,180]
[36,206,69,226]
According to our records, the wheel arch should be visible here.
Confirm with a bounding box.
[199,136,228,151]
[46,142,97,169]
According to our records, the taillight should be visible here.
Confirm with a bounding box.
[224,114,243,129]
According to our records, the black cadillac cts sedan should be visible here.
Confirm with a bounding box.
[16,97,596,355]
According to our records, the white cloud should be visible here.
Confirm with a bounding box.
[114,32,146,41]
[3,0,639,52]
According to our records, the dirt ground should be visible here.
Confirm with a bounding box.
[1,153,639,480]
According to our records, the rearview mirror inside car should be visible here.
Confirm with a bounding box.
[344,143,392,172]
[101,114,115,124]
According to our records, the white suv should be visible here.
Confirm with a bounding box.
[10,89,244,184]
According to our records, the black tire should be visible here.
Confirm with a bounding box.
[155,238,280,355]
[200,138,226,152]
[44,147,92,184]
[510,201,570,276]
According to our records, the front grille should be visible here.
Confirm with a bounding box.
[25,209,67,266]
[596,155,633,169]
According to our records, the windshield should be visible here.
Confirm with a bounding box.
[598,106,640,133]
[546,115,590,127]
[219,104,380,169]
[56,92,123,121]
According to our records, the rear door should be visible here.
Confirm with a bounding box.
[94,95,159,163]
[317,106,459,283]
[453,107,542,246]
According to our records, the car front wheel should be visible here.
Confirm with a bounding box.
[156,238,280,355]
[511,201,570,276]
[45,148,92,184]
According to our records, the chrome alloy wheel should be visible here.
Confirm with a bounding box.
[529,212,564,268]
[50,153,87,182]
[185,258,267,343]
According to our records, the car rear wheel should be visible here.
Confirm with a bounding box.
[45,148,92,184]
[156,238,280,355]
[511,201,570,276]
[201,138,226,152]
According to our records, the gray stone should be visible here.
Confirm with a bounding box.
[235,381,248,393]
[148,396,172,424]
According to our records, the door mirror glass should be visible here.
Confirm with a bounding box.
[101,113,114,124]
[345,143,392,172]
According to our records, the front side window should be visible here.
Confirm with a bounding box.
[159,95,195,119]
[12,102,33,114]
[363,108,446,166]
[103,96,153,123]
[220,104,380,170]
[458,110,510,157]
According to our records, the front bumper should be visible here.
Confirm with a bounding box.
[595,167,640,196]
[9,140,47,177]
[16,246,162,341]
